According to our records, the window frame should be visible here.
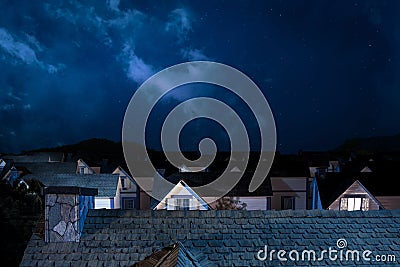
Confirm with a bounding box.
[340,194,370,211]
[281,196,296,210]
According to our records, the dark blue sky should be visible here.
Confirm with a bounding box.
[1,0,399,153]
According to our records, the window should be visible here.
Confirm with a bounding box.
[122,198,135,210]
[121,178,126,190]
[79,167,85,174]
[281,196,296,210]
[266,197,271,210]
[167,196,193,210]
[340,195,369,211]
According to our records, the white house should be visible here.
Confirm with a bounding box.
[154,180,210,210]
[112,167,140,209]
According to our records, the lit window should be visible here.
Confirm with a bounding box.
[340,196,369,211]
[167,196,192,210]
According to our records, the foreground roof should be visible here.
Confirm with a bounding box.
[21,210,400,266]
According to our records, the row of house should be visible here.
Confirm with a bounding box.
[1,151,399,211]
[2,151,398,266]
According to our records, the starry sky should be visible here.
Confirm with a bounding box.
[1,0,399,154]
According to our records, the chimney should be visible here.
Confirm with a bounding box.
[44,186,98,242]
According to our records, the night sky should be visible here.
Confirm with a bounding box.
[1,1,399,154]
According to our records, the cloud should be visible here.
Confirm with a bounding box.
[108,0,120,12]
[0,28,40,65]
[7,91,22,101]
[23,104,31,110]
[1,104,15,111]
[108,9,144,29]
[25,34,43,52]
[180,48,210,61]
[0,28,63,74]
[122,44,155,84]
[165,8,192,42]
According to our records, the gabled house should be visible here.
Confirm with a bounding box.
[311,172,400,210]
[76,159,97,174]
[154,180,210,211]
[2,165,19,186]
[164,171,273,210]
[112,167,140,210]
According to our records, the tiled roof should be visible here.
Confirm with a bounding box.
[24,174,119,197]
[4,152,64,163]
[17,162,77,175]
[132,242,201,267]
[21,210,400,266]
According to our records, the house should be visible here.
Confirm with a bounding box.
[267,154,310,210]
[76,159,99,174]
[23,165,141,210]
[163,171,273,210]
[112,166,141,210]
[2,166,19,186]
[20,186,400,266]
[153,180,210,210]
[312,171,400,210]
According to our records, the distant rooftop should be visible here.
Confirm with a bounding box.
[24,173,119,197]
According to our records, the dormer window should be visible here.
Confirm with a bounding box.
[79,167,85,174]
[166,196,193,210]
[340,195,369,211]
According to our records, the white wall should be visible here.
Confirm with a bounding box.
[95,197,113,209]
[236,197,270,210]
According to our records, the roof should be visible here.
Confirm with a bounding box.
[132,242,201,267]
[21,209,400,266]
[166,172,273,197]
[3,152,64,163]
[317,172,400,209]
[24,174,119,197]
[17,162,77,176]
[0,158,13,179]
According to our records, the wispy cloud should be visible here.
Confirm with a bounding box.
[122,44,155,84]
[0,28,63,74]
[108,0,120,12]
[1,104,15,111]
[0,28,40,65]
[180,48,210,61]
[165,8,192,42]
